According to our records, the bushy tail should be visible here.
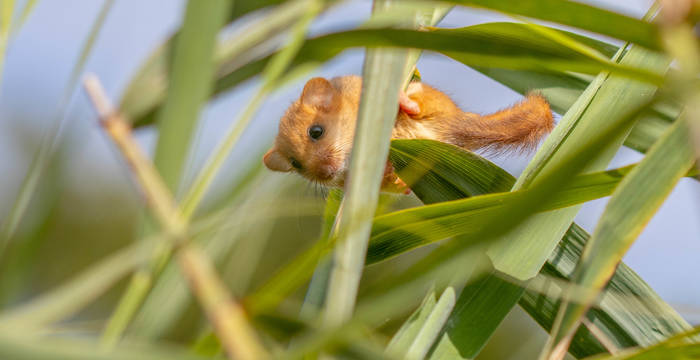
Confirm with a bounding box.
[458,93,555,152]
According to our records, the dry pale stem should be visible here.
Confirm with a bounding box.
[83,74,268,360]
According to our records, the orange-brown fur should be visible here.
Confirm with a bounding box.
[264,75,554,191]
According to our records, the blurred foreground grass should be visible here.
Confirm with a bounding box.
[1,0,699,359]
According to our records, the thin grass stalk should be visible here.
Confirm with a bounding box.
[153,0,232,193]
[385,289,439,358]
[322,37,407,330]
[0,0,114,253]
[0,241,155,328]
[180,0,324,220]
[12,0,36,35]
[298,5,451,326]
[321,0,451,329]
[99,0,323,341]
[543,14,700,360]
[101,0,234,343]
[0,0,14,87]
[488,3,663,280]
[83,75,267,360]
[405,287,456,360]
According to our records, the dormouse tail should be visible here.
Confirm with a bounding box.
[459,93,555,152]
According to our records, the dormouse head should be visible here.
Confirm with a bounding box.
[263,77,359,187]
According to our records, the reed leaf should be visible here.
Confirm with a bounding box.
[152,0,232,192]
[445,0,660,50]
[545,81,697,360]
[384,139,689,359]
[126,22,664,128]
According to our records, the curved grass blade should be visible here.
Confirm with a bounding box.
[546,17,700,359]
[179,0,324,220]
[0,330,210,360]
[129,22,664,128]
[321,0,451,328]
[112,0,325,342]
[384,139,690,359]
[405,287,456,360]
[488,34,669,281]
[216,23,663,93]
[121,0,323,127]
[385,288,438,358]
[152,0,232,192]
[14,0,37,33]
[473,67,678,155]
[0,0,115,254]
[0,241,154,328]
[444,0,660,50]
[367,160,628,264]
[587,326,700,360]
[321,39,410,328]
[522,223,692,358]
[438,7,670,358]
[544,104,696,360]
[100,0,232,346]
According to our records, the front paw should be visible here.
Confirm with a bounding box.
[381,161,411,194]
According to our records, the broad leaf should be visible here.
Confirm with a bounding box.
[385,139,690,358]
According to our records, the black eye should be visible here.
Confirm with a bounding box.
[308,125,324,140]
[290,157,302,170]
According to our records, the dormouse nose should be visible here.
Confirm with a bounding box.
[315,163,335,180]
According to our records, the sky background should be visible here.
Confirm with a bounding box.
[1,0,698,323]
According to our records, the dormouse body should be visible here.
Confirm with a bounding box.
[263,75,554,191]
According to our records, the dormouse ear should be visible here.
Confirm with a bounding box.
[263,148,292,172]
[301,77,337,110]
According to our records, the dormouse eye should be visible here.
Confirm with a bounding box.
[290,157,302,170]
[308,125,324,140]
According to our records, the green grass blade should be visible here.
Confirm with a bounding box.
[179,0,323,220]
[472,66,678,154]
[544,111,696,360]
[321,0,444,328]
[546,18,700,359]
[446,0,660,49]
[13,0,37,33]
[587,326,700,360]
[0,241,154,328]
[118,1,325,339]
[429,269,525,359]
[368,161,629,264]
[127,177,297,339]
[523,223,691,357]
[130,21,665,128]
[152,0,232,193]
[322,46,409,327]
[226,22,663,90]
[0,0,14,36]
[405,287,456,360]
[99,0,232,346]
[298,6,452,330]
[0,330,210,360]
[121,0,321,127]
[385,289,438,358]
[488,41,668,281]
[299,188,344,321]
[374,107,670,263]
[436,7,667,358]
[0,0,115,251]
[384,139,689,359]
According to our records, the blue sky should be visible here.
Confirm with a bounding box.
[1,0,698,322]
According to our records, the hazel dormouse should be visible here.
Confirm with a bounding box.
[263,75,554,193]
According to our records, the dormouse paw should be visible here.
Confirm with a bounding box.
[399,82,423,116]
[381,161,412,194]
